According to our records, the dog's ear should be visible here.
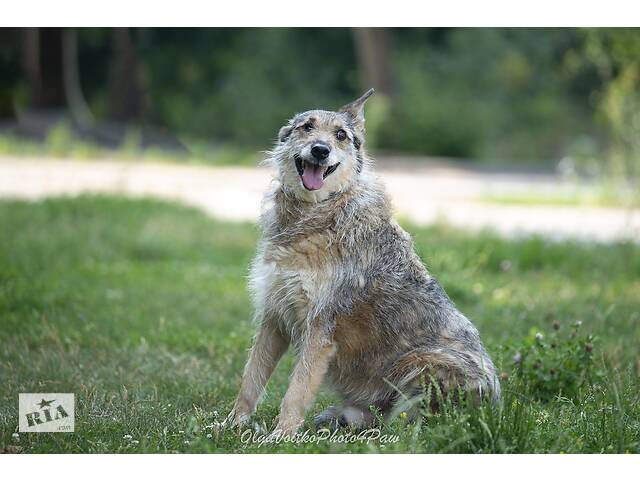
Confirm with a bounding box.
[339,88,374,133]
[278,124,293,143]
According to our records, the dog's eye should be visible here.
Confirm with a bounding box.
[336,129,347,141]
[303,123,314,133]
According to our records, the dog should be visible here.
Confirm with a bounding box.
[225,89,500,437]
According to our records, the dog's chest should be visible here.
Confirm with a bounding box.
[252,235,339,343]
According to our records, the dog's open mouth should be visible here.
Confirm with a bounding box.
[294,155,340,191]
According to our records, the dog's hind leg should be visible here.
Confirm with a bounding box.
[314,405,342,429]
[314,405,375,429]
[225,320,288,428]
[340,406,376,427]
[387,346,499,414]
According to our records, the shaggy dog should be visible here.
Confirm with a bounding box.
[225,89,500,437]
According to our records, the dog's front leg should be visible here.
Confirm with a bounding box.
[225,320,289,428]
[272,321,336,437]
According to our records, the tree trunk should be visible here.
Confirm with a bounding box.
[62,28,93,129]
[108,28,144,121]
[21,28,66,108]
[352,28,394,96]
[21,28,43,107]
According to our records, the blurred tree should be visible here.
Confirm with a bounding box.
[582,29,640,179]
[1,27,638,166]
[0,28,19,118]
[62,28,93,129]
[135,28,356,145]
[108,28,144,121]
[352,28,393,95]
[17,28,93,130]
[378,28,590,161]
[21,28,65,109]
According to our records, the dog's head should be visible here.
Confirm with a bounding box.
[271,89,374,201]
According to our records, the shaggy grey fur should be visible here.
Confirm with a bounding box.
[226,89,500,435]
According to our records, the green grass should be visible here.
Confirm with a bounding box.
[0,125,260,167]
[0,196,639,453]
[479,186,640,209]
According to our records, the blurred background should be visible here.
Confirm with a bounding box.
[1,28,640,453]
[0,28,639,240]
[0,27,639,166]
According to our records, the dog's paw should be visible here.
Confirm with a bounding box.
[220,409,251,431]
[263,429,284,443]
[314,405,375,429]
[314,405,342,429]
[266,425,296,442]
[268,416,303,439]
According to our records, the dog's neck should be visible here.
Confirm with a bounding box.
[274,183,355,230]
[262,171,391,245]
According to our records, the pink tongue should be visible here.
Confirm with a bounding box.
[301,164,326,190]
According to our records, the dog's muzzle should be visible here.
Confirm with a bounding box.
[294,154,340,191]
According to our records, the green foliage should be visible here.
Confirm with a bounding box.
[0,197,638,453]
[378,29,594,161]
[360,94,391,150]
[125,27,632,163]
[4,28,639,165]
[136,28,357,146]
[0,129,258,166]
[376,56,483,157]
[562,29,640,182]
[593,33,640,180]
[502,322,601,401]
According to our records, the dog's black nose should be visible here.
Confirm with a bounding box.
[311,143,331,161]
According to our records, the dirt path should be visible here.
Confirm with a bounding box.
[1,156,638,243]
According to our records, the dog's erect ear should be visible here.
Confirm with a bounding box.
[339,88,374,133]
[278,124,293,143]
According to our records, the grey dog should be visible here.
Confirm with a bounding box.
[225,89,500,437]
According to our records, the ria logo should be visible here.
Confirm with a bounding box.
[19,393,75,433]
